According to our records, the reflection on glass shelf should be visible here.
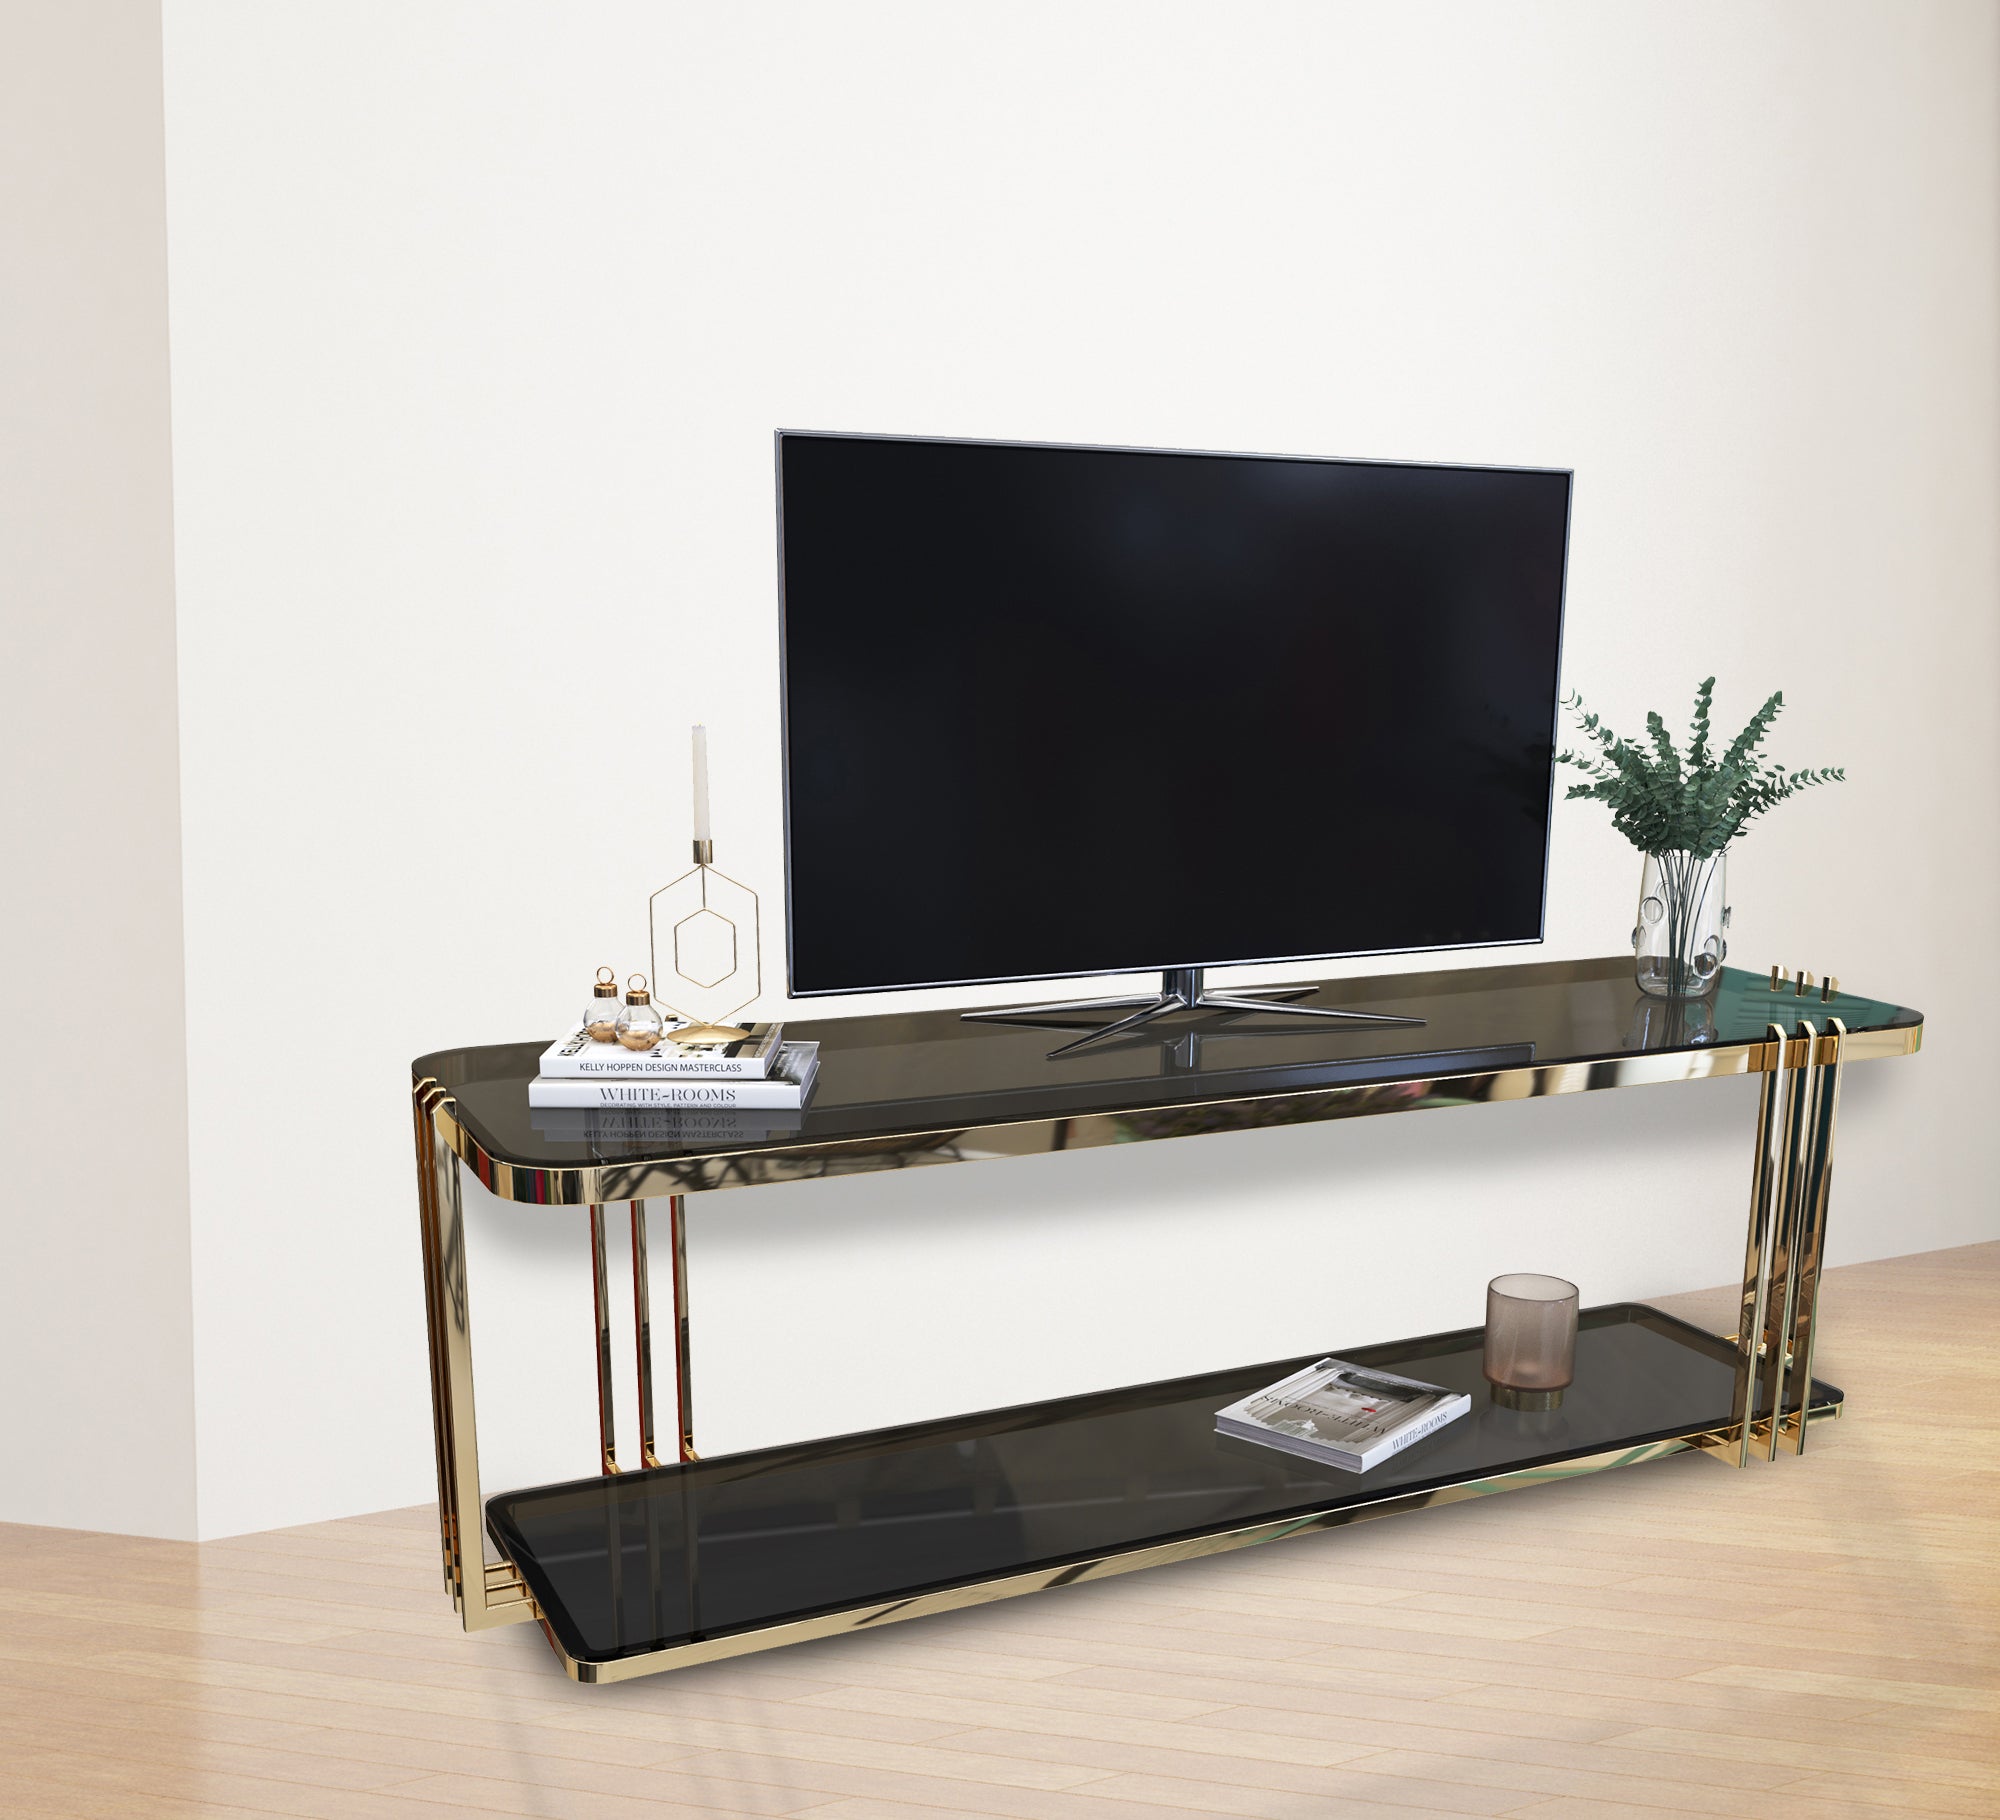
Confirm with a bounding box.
[486,1304,1840,1670]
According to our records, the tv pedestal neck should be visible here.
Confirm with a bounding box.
[961,964,1427,1056]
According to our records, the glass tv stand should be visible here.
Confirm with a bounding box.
[411,957,1922,1684]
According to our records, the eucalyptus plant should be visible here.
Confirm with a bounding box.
[1559,678,1843,996]
[1558,677,1844,860]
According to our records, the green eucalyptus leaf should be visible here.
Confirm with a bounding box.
[1556,681,1842,855]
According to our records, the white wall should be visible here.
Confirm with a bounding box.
[148,1,1999,1535]
[0,0,196,1536]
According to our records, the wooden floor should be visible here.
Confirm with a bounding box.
[4,1245,1996,1820]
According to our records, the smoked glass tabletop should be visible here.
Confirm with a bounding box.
[486,1303,1840,1669]
[415,958,1919,1174]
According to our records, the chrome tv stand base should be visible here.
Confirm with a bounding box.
[961,965,1428,1057]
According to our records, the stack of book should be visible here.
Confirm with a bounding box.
[527,1022,819,1144]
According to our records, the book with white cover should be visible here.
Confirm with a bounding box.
[529,1044,819,1109]
[538,1021,784,1079]
[1215,1358,1469,1473]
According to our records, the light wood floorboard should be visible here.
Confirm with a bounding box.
[2,1243,1994,1818]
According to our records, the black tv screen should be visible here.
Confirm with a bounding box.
[778,433,1570,997]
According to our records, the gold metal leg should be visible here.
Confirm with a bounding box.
[1718,1024,1788,1468]
[1758,1020,1820,1460]
[669,1193,697,1461]
[1703,1011,1846,1469]
[631,1202,663,1469]
[413,1085,458,1591]
[412,1081,536,1629]
[588,1206,621,1475]
[1778,1018,1846,1454]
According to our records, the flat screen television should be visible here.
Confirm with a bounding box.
[777,432,1571,1022]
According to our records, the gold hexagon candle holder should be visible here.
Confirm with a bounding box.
[648,839,761,1044]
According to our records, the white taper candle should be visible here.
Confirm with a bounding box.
[691,724,712,845]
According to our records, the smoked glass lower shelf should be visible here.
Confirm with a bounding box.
[486,1304,1839,1681]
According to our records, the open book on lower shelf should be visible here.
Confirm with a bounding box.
[1214,1357,1471,1472]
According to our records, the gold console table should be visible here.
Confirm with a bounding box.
[411,957,1922,1682]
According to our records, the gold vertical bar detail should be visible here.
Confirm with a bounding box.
[433,1108,484,1609]
[412,1088,466,1592]
[1763,1021,1820,1461]
[631,1201,661,1468]
[1726,1025,1788,1467]
[1782,1018,1846,1454]
[418,1094,530,1626]
[413,1086,456,1590]
[669,1193,697,1461]
[589,1205,620,1474]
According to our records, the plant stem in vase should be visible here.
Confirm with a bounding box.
[1634,847,1727,999]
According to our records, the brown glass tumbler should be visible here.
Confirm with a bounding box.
[1484,1273,1579,1410]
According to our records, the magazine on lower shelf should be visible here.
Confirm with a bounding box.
[527,1043,819,1109]
[1214,1357,1469,1473]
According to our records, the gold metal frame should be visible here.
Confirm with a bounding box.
[410,988,1908,1666]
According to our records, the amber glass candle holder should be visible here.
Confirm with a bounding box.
[1484,1273,1579,1410]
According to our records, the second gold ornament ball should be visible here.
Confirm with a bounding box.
[614,974,666,1049]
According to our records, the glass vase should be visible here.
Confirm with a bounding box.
[1483,1273,1579,1411]
[1632,848,1729,998]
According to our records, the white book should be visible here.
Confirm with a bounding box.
[538,1021,784,1079]
[1214,1358,1469,1473]
[529,1044,819,1110]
